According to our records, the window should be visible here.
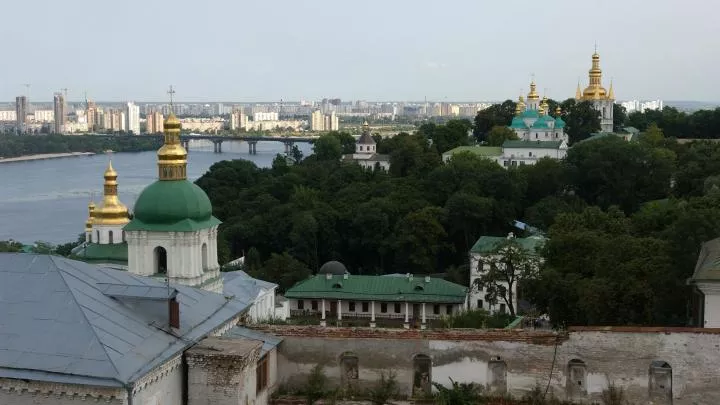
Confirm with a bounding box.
[311,300,318,311]
[528,152,533,157]
[122,231,126,242]
[201,243,208,271]
[362,302,369,312]
[298,300,305,310]
[359,145,363,151]
[394,303,401,314]
[477,299,483,309]
[500,304,506,314]
[89,232,93,243]
[96,230,100,243]
[503,160,509,167]
[567,359,587,398]
[349,302,356,312]
[446,304,453,315]
[413,354,432,394]
[649,361,672,400]
[433,304,440,315]
[520,161,526,165]
[381,303,388,313]
[108,230,114,244]
[340,352,359,387]
[154,246,167,274]
[256,355,268,393]
[511,161,517,167]
[535,133,538,139]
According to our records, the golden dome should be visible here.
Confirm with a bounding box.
[93,161,130,226]
[527,81,540,101]
[580,50,610,100]
[157,112,187,181]
[85,200,96,231]
[555,106,562,116]
[515,95,526,115]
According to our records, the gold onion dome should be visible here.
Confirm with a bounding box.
[555,106,562,116]
[582,51,607,99]
[527,81,539,101]
[157,112,188,181]
[515,95,526,115]
[85,200,96,231]
[92,161,129,226]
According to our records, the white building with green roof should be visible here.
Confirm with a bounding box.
[285,261,468,329]
[469,233,546,314]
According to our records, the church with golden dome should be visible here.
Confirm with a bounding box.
[576,50,615,133]
[71,160,131,265]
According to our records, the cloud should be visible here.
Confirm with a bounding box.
[425,61,449,69]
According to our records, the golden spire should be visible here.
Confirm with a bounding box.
[92,160,130,226]
[608,79,615,99]
[157,89,188,181]
[527,80,539,101]
[582,50,607,99]
[539,96,549,116]
[85,198,96,232]
[575,81,582,99]
[555,106,562,117]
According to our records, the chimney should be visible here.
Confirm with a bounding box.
[169,297,180,329]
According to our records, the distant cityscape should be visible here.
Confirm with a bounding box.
[0,93,698,136]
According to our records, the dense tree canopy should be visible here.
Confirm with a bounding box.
[0,134,161,158]
[624,106,720,139]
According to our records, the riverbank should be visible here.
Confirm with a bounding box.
[0,152,96,163]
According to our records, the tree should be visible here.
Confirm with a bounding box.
[253,252,311,292]
[327,131,356,154]
[561,99,601,144]
[418,120,472,153]
[473,100,516,141]
[472,236,541,317]
[393,207,451,274]
[486,125,518,146]
[0,240,23,252]
[638,123,665,147]
[613,103,628,129]
[290,145,304,164]
[312,134,342,161]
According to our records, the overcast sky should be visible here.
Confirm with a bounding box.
[0,0,716,102]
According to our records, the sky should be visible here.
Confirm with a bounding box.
[0,0,717,103]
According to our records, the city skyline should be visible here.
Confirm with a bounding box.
[0,0,717,102]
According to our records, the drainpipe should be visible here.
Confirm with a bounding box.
[125,383,134,405]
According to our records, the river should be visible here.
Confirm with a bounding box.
[0,139,313,244]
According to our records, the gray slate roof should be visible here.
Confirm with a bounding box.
[0,253,251,387]
[225,326,283,356]
[690,237,720,283]
[223,270,278,300]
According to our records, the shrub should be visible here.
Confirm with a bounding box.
[367,371,400,405]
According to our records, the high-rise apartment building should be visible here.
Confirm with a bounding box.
[310,110,324,131]
[146,111,164,134]
[86,100,98,131]
[53,93,66,134]
[125,102,140,134]
[15,96,27,133]
[230,110,248,131]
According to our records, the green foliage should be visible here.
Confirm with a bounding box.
[418,120,472,153]
[559,99,601,144]
[327,131,357,154]
[312,134,343,161]
[367,371,400,405]
[487,126,519,146]
[303,365,328,405]
[601,383,628,405]
[626,105,720,139]
[432,378,483,405]
[441,309,514,329]
[613,103,628,129]
[0,240,23,252]
[0,134,161,158]
[474,100,516,141]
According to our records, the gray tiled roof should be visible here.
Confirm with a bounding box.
[0,253,251,387]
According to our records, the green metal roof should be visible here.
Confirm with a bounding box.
[470,235,546,255]
[520,109,539,119]
[531,119,549,129]
[555,117,566,128]
[510,117,527,129]
[285,274,468,303]
[444,146,503,157]
[124,180,221,232]
[502,140,564,149]
[71,243,128,264]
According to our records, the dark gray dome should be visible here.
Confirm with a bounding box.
[318,261,348,275]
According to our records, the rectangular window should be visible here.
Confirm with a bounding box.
[528,152,533,157]
[511,161,517,167]
[503,160,509,167]
[500,304,506,314]
[477,299,483,309]
[311,300,318,311]
[362,302,369,312]
[433,304,440,315]
[520,161,526,165]
[394,303,401,314]
[446,304,453,315]
[349,302,356,312]
[535,133,538,139]
[381,303,388,313]
[297,300,304,310]
[256,355,268,393]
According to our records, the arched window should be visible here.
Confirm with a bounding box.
[413,354,432,395]
[154,246,168,274]
[649,361,672,401]
[340,352,359,388]
[96,230,100,243]
[122,231,126,242]
[88,232,93,243]
[108,231,114,244]
[201,243,208,271]
[566,359,587,398]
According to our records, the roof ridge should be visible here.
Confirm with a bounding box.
[48,255,123,383]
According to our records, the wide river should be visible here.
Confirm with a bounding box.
[0,140,313,244]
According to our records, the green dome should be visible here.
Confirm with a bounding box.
[510,117,526,129]
[555,117,566,128]
[521,109,539,119]
[531,119,549,129]
[124,180,221,232]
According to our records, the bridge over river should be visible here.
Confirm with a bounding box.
[91,134,322,154]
